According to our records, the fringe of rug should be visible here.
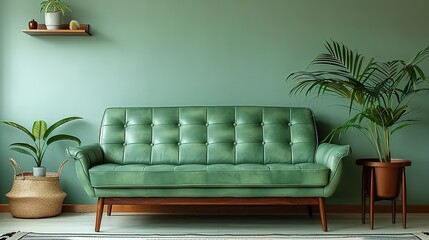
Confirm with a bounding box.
[2,232,428,240]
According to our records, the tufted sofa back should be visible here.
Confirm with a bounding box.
[99,107,317,165]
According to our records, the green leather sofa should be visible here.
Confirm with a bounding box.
[66,106,351,232]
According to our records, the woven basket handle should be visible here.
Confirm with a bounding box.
[57,159,68,176]
[10,158,24,178]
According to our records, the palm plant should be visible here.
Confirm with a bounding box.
[287,40,429,163]
[1,117,82,167]
[40,0,71,15]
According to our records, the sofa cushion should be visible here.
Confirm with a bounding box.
[99,107,317,166]
[89,163,330,188]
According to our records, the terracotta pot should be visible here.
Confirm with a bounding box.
[356,159,411,199]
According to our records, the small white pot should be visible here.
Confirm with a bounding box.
[33,166,46,177]
[45,11,62,30]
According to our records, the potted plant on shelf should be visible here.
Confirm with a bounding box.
[40,0,71,30]
[1,117,82,177]
[287,40,429,199]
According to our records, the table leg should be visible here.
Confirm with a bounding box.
[370,167,375,230]
[361,167,366,224]
[402,167,407,229]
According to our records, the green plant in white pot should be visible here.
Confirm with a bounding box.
[1,117,82,177]
[40,0,71,30]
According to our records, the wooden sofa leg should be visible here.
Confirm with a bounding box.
[107,204,112,216]
[307,205,313,217]
[319,197,328,232]
[95,197,105,232]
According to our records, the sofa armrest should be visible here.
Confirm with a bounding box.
[66,144,104,197]
[315,143,351,197]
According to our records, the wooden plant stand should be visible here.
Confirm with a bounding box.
[356,159,411,229]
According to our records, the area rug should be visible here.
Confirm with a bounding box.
[2,232,429,240]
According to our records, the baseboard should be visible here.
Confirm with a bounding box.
[1,204,429,214]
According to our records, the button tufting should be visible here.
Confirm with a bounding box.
[151,123,155,127]
[205,142,209,146]
[123,143,127,146]
[262,141,265,145]
[177,142,181,146]
[261,123,264,126]
[288,122,292,126]
[205,123,209,126]
[233,123,237,126]
[178,123,181,127]
[150,143,154,146]
[233,142,237,145]
[289,142,293,146]
[123,124,127,128]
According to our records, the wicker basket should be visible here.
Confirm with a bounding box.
[6,158,67,218]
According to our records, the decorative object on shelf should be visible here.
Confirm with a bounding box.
[1,116,82,177]
[69,20,80,30]
[7,158,68,218]
[44,12,61,30]
[287,40,429,229]
[28,19,38,29]
[40,0,71,30]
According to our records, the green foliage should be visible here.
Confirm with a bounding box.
[1,117,82,167]
[287,40,429,163]
[40,0,71,16]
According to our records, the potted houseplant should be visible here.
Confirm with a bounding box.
[287,40,429,199]
[40,0,71,30]
[1,117,82,177]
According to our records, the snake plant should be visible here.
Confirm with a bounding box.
[1,117,82,167]
[287,40,429,163]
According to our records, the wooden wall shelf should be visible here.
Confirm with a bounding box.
[22,24,91,36]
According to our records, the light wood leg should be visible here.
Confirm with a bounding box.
[318,197,327,232]
[95,197,105,232]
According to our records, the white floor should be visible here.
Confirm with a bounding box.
[0,212,428,235]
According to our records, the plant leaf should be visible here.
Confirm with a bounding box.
[47,134,81,146]
[1,121,36,141]
[391,123,414,135]
[43,117,82,140]
[10,147,35,158]
[32,120,47,140]
[10,142,37,155]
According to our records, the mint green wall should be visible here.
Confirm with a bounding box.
[1,0,428,205]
